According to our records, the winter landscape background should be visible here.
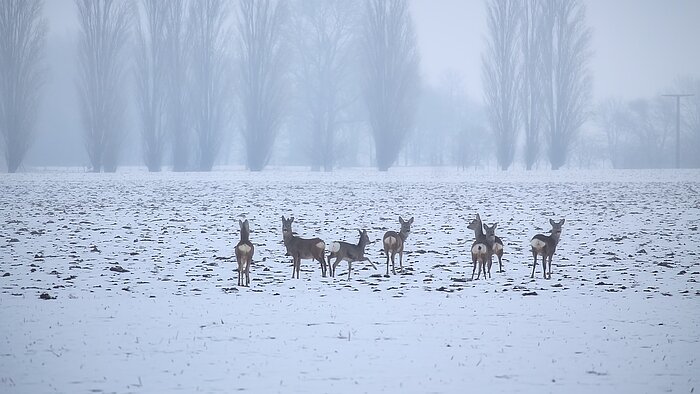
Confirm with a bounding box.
[2,0,700,393]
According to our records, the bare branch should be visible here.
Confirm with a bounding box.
[0,0,47,172]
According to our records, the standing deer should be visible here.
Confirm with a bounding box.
[483,222,505,274]
[282,216,328,278]
[235,219,254,286]
[328,229,377,280]
[467,214,490,280]
[382,216,413,275]
[530,219,565,279]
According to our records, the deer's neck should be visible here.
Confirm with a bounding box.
[474,227,486,242]
[240,231,250,242]
[399,229,409,241]
[550,231,561,245]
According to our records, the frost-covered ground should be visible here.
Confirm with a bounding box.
[1,167,699,393]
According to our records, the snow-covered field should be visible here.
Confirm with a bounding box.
[1,168,699,393]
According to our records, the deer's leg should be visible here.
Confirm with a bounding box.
[541,254,547,279]
[347,261,352,280]
[391,252,397,275]
[531,251,538,278]
[236,259,241,286]
[547,255,553,279]
[497,252,503,273]
[399,250,404,271]
[245,260,250,286]
[364,257,377,270]
[319,255,327,278]
[471,256,477,280]
[487,256,492,279]
[332,257,342,278]
[290,257,296,279]
[385,251,390,276]
[323,255,328,277]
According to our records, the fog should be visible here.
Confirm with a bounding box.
[4,0,700,171]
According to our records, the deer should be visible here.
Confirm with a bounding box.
[234,219,254,287]
[328,229,377,280]
[281,216,328,279]
[467,214,491,280]
[382,216,413,275]
[483,222,505,274]
[530,219,565,279]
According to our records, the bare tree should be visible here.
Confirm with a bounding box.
[165,0,189,171]
[634,98,674,167]
[411,72,469,167]
[597,97,675,168]
[189,0,232,171]
[76,0,131,172]
[540,0,592,170]
[291,0,358,171]
[519,0,544,170]
[597,98,629,169]
[360,0,420,171]
[135,0,168,172]
[482,0,521,170]
[237,0,288,171]
[0,0,46,173]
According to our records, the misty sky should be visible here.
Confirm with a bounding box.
[44,0,700,101]
[412,0,700,100]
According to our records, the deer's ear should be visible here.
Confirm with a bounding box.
[399,216,404,224]
[494,223,498,229]
[476,213,481,221]
[239,219,244,227]
[281,215,286,223]
[290,217,295,223]
[549,218,556,226]
[408,217,414,225]
[244,219,249,228]
[560,219,565,226]
[358,229,363,235]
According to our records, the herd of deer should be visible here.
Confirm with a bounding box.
[233,214,565,287]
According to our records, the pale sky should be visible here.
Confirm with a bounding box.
[410,0,700,101]
[44,0,700,102]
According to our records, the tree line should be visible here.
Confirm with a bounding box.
[1,0,698,173]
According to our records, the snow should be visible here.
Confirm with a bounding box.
[1,167,699,393]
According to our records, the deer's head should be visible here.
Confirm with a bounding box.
[467,214,482,232]
[239,219,250,237]
[282,216,295,238]
[483,222,498,238]
[549,218,565,236]
[399,216,414,236]
[358,229,370,245]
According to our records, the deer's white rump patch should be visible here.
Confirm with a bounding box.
[329,242,341,253]
[531,239,546,250]
[471,243,487,254]
[316,241,325,250]
[237,244,252,254]
[384,236,397,247]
